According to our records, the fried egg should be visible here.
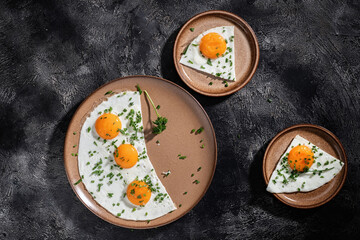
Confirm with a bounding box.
[180,26,236,81]
[78,91,176,220]
[266,135,344,193]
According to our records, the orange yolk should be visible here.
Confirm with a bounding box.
[114,144,138,168]
[95,113,122,140]
[200,32,227,59]
[287,145,314,172]
[127,180,151,206]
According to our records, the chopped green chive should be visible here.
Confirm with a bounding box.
[74,178,82,185]
[196,127,204,134]
[136,84,142,94]
[182,44,189,55]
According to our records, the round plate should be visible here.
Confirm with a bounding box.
[173,10,259,97]
[64,75,217,228]
[263,124,347,209]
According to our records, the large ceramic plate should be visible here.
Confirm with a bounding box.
[263,124,347,208]
[173,10,259,97]
[64,75,217,228]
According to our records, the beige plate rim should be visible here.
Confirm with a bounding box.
[173,10,260,97]
[262,123,348,209]
[63,75,218,229]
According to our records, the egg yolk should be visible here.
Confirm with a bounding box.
[114,144,138,168]
[95,113,122,140]
[200,32,227,59]
[287,145,314,172]
[127,180,151,206]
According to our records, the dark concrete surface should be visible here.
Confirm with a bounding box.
[0,0,359,239]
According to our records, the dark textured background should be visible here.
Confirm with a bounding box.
[0,0,359,239]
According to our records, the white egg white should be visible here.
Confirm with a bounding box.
[266,135,344,193]
[179,26,236,81]
[78,91,176,220]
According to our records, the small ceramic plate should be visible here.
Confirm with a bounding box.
[173,10,259,97]
[263,124,347,208]
[64,76,217,228]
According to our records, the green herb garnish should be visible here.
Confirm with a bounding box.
[136,84,142,95]
[190,27,194,32]
[182,44,189,55]
[74,178,82,185]
[196,127,204,134]
[144,90,168,134]
[105,90,113,95]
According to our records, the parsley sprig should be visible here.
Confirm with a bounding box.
[144,90,168,134]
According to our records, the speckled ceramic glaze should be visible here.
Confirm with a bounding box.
[263,124,347,208]
[64,76,217,228]
[174,10,260,96]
